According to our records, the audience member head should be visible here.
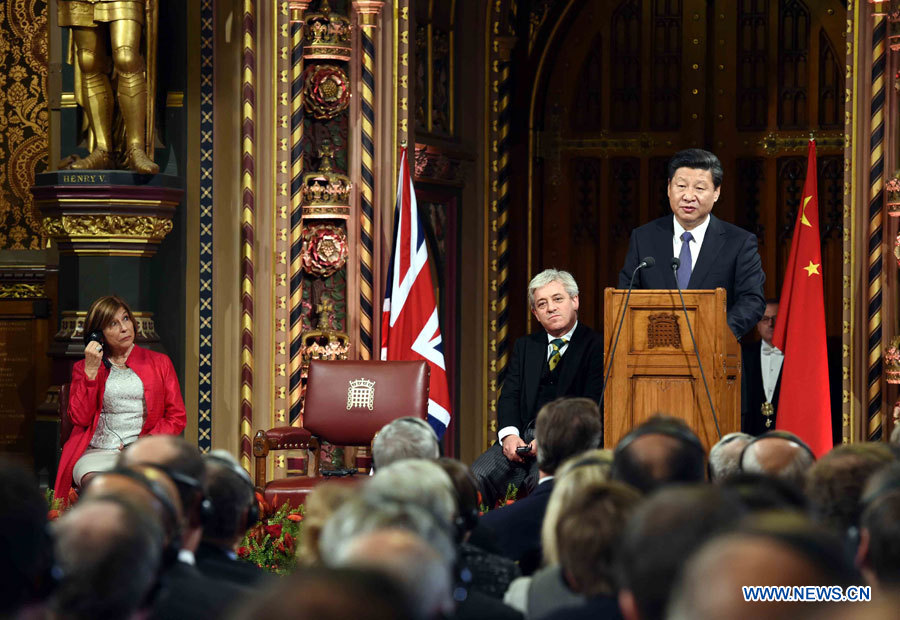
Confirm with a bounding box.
[739,430,815,489]
[556,482,641,597]
[0,459,55,616]
[202,450,258,549]
[541,449,615,565]
[434,458,480,538]
[319,497,456,571]
[805,443,894,537]
[719,472,808,514]
[535,397,603,476]
[337,529,455,620]
[80,464,184,561]
[668,512,859,620]
[119,435,207,533]
[709,432,752,482]
[857,463,900,591]
[51,496,164,620]
[231,566,415,620]
[366,459,457,532]
[372,417,439,470]
[297,482,356,565]
[616,485,745,620]
[612,415,705,493]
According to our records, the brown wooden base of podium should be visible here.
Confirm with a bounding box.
[603,288,741,453]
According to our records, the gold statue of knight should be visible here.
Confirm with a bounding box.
[58,0,159,174]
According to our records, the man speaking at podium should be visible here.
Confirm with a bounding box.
[618,149,765,339]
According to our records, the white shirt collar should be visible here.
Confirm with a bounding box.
[673,214,711,247]
[177,549,196,566]
[547,320,578,343]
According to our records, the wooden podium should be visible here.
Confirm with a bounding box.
[603,288,741,452]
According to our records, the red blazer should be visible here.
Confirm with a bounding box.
[54,345,186,498]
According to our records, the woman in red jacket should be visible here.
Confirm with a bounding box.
[54,295,186,499]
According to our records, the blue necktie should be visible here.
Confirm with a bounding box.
[676,231,693,289]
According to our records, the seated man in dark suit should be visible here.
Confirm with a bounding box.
[619,148,766,339]
[472,269,604,507]
[742,300,782,435]
[480,397,603,575]
[196,450,270,586]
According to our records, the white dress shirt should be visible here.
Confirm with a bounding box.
[498,321,579,442]
[760,340,784,403]
[673,214,712,277]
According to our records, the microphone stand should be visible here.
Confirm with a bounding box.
[671,257,722,440]
[599,257,655,412]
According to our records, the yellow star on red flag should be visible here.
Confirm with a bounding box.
[803,261,820,276]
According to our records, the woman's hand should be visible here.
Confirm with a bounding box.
[84,341,103,380]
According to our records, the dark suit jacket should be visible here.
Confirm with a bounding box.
[741,340,782,436]
[496,323,604,433]
[195,542,272,587]
[479,479,555,575]
[150,559,250,620]
[618,215,766,338]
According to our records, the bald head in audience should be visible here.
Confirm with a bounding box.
[739,431,815,489]
[709,433,752,482]
[612,416,705,493]
[668,513,859,620]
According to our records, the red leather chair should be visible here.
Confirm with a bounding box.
[253,359,430,508]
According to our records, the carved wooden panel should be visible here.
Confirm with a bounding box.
[818,28,842,129]
[778,0,810,128]
[650,0,682,130]
[572,33,603,132]
[647,312,682,349]
[650,157,671,218]
[737,0,769,130]
[573,158,602,244]
[776,156,806,281]
[610,0,642,131]
[415,25,428,132]
[609,158,639,242]
[736,157,765,241]
[431,28,451,135]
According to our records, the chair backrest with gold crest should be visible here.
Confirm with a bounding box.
[253,360,429,509]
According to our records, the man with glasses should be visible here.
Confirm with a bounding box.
[741,300,783,435]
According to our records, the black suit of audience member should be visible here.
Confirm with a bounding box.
[479,479,555,576]
[540,595,623,620]
[195,541,271,587]
[151,558,250,620]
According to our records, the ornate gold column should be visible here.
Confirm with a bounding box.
[353,1,384,361]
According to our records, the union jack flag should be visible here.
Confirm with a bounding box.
[381,147,452,438]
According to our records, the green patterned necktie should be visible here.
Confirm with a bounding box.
[548,338,569,371]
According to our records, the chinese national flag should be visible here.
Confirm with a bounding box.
[772,140,831,456]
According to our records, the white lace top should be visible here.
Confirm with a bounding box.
[89,366,145,449]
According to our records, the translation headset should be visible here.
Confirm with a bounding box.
[203,453,260,525]
[614,419,705,457]
[83,329,112,370]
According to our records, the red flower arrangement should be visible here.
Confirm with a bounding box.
[238,495,304,574]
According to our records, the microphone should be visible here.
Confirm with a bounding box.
[671,257,722,440]
[600,256,655,412]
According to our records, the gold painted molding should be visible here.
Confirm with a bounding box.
[0,283,45,299]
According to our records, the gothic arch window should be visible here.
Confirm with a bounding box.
[778,0,810,128]
[610,0,641,131]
